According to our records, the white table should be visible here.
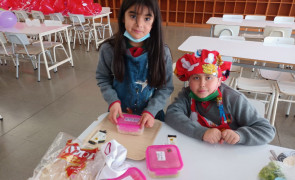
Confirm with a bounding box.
[178,36,295,73]
[0,22,74,80]
[85,12,112,49]
[78,113,294,180]
[207,17,295,37]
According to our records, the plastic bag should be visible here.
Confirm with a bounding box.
[28,132,105,180]
[258,161,295,180]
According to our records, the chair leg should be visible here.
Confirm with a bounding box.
[286,96,293,117]
[73,31,77,50]
[16,54,19,79]
[37,55,41,82]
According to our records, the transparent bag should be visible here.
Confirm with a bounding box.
[28,132,105,180]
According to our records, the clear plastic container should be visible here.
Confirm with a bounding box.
[117,114,144,135]
[108,167,146,180]
[146,145,183,178]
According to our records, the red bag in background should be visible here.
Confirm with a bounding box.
[93,3,102,14]
[28,132,105,180]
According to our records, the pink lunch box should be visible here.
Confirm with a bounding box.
[146,145,183,178]
[116,114,144,135]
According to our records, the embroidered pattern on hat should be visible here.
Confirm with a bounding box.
[181,58,199,71]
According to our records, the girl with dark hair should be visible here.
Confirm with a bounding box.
[96,0,174,128]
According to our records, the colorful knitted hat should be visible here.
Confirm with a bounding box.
[174,49,232,82]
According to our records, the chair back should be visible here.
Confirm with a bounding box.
[101,7,111,13]
[264,37,295,45]
[223,14,243,20]
[50,13,65,22]
[32,11,45,22]
[245,15,266,21]
[13,10,29,22]
[263,26,292,38]
[5,33,31,45]
[68,13,86,24]
[0,32,7,44]
[214,25,240,37]
[274,16,294,24]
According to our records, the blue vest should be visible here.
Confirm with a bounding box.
[113,52,155,115]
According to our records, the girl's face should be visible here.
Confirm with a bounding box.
[124,5,154,47]
[189,74,221,98]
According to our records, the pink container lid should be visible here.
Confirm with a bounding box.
[108,167,146,180]
[146,145,183,176]
[117,114,141,128]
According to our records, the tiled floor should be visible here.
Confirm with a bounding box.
[0,24,295,179]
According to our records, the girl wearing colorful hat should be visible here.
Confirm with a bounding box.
[166,49,275,145]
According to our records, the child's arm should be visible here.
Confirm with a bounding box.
[96,43,121,112]
[228,92,276,145]
[143,46,174,117]
[165,87,209,141]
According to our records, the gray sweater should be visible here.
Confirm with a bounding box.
[165,84,276,145]
[96,42,174,117]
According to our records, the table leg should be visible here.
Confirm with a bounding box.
[65,28,74,67]
[107,13,112,36]
[92,17,99,50]
[39,34,51,81]
[210,25,214,37]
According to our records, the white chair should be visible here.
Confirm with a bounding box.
[274,16,295,24]
[93,7,113,39]
[5,32,55,81]
[68,13,95,51]
[213,25,240,37]
[242,15,266,39]
[222,14,243,21]
[272,80,295,123]
[0,32,16,66]
[263,26,292,38]
[245,15,266,21]
[263,36,294,45]
[233,77,277,122]
[31,11,45,23]
[13,10,29,22]
[49,13,67,43]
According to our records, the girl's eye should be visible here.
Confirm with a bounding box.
[193,77,199,80]
[206,77,212,80]
[145,17,151,21]
[130,15,136,19]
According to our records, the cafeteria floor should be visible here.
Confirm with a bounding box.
[0,23,294,179]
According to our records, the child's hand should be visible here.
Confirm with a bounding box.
[139,113,154,128]
[221,129,240,145]
[203,128,222,144]
[108,102,123,124]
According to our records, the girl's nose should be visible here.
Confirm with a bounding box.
[136,17,144,27]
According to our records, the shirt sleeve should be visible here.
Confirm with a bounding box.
[143,45,175,116]
[165,88,209,140]
[96,43,120,106]
[231,93,276,145]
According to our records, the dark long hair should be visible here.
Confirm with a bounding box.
[100,0,166,88]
